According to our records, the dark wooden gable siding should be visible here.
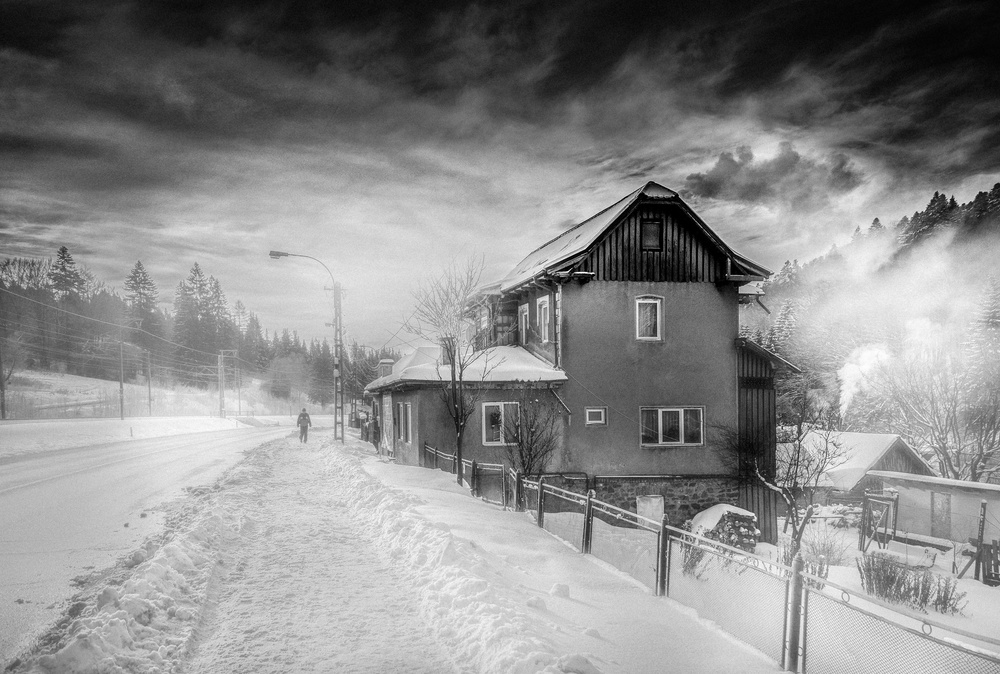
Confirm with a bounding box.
[576,204,727,282]
[871,442,933,476]
[736,345,778,543]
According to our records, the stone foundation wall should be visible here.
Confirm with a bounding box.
[593,476,741,528]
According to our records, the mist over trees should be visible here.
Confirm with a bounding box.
[0,247,378,408]
[744,183,1000,483]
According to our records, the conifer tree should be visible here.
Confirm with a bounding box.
[47,246,85,301]
[124,261,163,351]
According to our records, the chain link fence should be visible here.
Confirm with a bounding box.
[801,574,1000,674]
[666,533,790,664]
[413,458,1000,672]
[589,502,661,591]
[540,484,588,552]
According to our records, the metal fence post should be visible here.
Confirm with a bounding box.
[656,514,669,596]
[537,477,546,528]
[582,489,595,553]
[433,446,438,470]
[784,553,805,672]
[471,460,478,496]
[515,471,524,512]
[975,499,987,581]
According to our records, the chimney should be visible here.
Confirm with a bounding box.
[377,359,394,378]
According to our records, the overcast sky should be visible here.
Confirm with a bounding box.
[2,0,999,347]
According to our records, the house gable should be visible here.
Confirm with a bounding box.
[576,202,728,283]
[497,181,769,295]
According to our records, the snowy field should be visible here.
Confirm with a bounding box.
[6,431,781,673]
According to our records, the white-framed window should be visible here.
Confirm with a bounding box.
[640,406,703,446]
[536,296,550,343]
[519,303,529,344]
[636,296,662,341]
[395,402,411,442]
[482,401,519,445]
[585,407,607,426]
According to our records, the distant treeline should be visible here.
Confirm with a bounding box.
[743,184,1000,483]
[0,248,398,406]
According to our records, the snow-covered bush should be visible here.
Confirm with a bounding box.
[801,524,851,566]
[856,552,966,614]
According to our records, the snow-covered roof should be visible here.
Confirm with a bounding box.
[779,431,933,491]
[364,345,567,392]
[868,470,1000,494]
[494,181,769,294]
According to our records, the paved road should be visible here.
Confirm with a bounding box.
[0,426,293,665]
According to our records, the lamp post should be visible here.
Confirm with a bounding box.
[268,250,344,443]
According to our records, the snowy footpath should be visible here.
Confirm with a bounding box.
[9,432,779,673]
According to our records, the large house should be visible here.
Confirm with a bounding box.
[367,181,793,541]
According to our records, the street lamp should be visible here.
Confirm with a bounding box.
[268,250,344,443]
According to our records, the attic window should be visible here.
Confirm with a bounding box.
[641,218,664,251]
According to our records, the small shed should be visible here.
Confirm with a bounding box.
[868,470,1000,544]
[779,431,934,503]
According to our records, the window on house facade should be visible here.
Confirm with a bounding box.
[483,401,519,445]
[641,218,664,251]
[640,406,703,445]
[636,296,662,341]
[585,407,607,426]
[396,402,411,442]
[537,296,550,343]
[519,303,529,344]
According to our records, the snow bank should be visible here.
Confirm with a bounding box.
[324,453,601,674]
[13,437,598,674]
[19,508,238,673]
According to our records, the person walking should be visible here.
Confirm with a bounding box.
[297,408,312,443]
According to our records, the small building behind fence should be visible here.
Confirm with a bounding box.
[868,470,1000,545]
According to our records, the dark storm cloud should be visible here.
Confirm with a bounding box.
[683,143,864,211]
[0,131,112,160]
[0,0,78,58]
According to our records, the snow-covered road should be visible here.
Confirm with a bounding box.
[7,431,780,673]
[0,425,294,663]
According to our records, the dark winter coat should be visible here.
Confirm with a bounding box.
[297,412,312,428]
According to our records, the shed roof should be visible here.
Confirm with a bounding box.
[735,337,801,373]
[495,181,770,294]
[365,345,567,392]
[869,470,1000,495]
[779,431,933,491]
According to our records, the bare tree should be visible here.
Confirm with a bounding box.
[777,425,848,506]
[495,386,563,475]
[865,349,1000,481]
[406,258,498,484]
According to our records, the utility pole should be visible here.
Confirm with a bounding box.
[146,350,152,416]
[0,290,5,420]
[334,282,344,443]
[218,352,226,418]
[119,327,125,420]
[219,350,237,418]
[236,353,242,416]
[0,334,6,420]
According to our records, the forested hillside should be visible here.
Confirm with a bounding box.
[0,248,398,412]
[744,183,1000,483]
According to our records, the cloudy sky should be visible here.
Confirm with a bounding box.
[2,0,999,347]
